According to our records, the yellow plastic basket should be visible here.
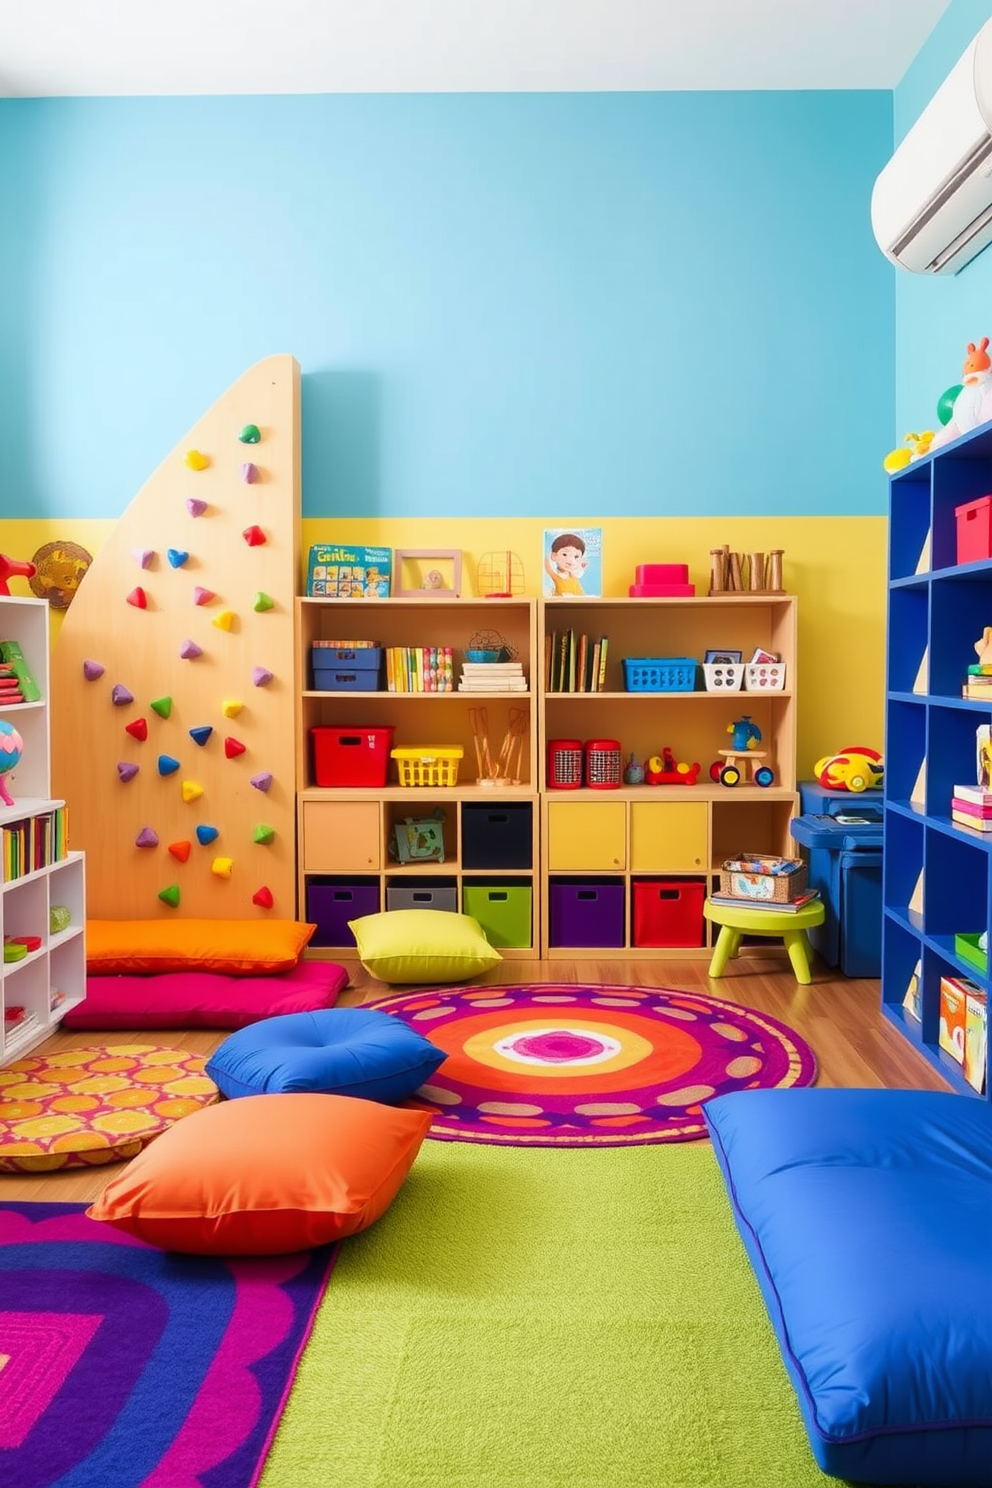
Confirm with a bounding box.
[391,746,464,787]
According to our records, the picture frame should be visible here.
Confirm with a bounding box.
[704,649,743,665]
[393,549,463,599]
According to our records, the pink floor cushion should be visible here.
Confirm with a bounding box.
[62,961,349,1031]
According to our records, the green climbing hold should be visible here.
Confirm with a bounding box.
[238,424,261,444]
[50,904,72,934]
[253,592,275,613]
[158,884,181,908]
[253,823,275,844]
[151,696,173,719]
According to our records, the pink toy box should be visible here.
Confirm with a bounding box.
[629,563,695,598]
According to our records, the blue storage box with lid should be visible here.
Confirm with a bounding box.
[791,781,883,977]
[311,644,382,692]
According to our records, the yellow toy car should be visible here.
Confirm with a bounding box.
[813,747,884,793]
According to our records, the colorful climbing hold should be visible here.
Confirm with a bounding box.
[212,610,235,632]
[252,886,274,909]
[189,725,213,747]
[135,826,159,849]
[242,525,266,547]
[186,498,208,518]
[125,718,149,742]
[117,761,140,783]
[158,755,180,776]
[240,462,259,483]
[253,824,275,845]
[83,660,105,681]
[249,772,273,792]
[167,549,189,569]
[211,857,234,879]
[195,824,219,845]
[150,696,173,719]
[185,450,210,471]
[133,549,154,570]
[126,587,148,610]
[179,639,203,660]
[158,884,181,908]
[252,667,274,687]
[224,737,246,759]
[168,840,192,862]
[111,684,134,707]
[221,699,243,718]
[192,586,215,606]
[238,424,261,444]
[181,780,204,803]
[253,592,274,613]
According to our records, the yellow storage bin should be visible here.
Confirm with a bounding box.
[391,746,464,787]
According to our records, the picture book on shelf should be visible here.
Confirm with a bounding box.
[543,528,602,598]
[306,544,392,599]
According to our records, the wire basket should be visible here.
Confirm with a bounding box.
[391,746,464,787]
[622,657,698,692]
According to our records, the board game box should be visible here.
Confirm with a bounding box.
[306,544,392,599]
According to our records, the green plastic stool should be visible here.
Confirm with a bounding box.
[703,898,825,985]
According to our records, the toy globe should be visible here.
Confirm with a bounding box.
[0,721,24,807]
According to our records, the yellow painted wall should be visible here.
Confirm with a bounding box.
[0,514,887,782]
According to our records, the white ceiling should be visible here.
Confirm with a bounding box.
[0,0,955,96]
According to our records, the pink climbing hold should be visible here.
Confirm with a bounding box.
[126,587,148,610]
[242,525,266,547]
[186,498,208,517]
[240,462,259,483]
[83,660,105,681]
[133,549,154,570]
[192,586,216,606]
[179,639,203,660]
[252,667,274,687]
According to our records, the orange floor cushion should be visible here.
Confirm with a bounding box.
[0,1044,219,1172]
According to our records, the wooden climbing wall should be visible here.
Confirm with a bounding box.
[51,355,301,920]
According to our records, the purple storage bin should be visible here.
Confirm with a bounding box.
[549,880,625,948]
[307,880,380,947]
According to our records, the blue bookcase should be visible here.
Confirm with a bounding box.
[884,421,992,1100]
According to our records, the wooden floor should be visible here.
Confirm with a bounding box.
[0,950,950,1204]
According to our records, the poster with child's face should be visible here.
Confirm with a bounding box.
[543,527,602,597]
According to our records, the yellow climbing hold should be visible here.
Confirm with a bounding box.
[185,449,210,471]
[221,699,244,718]
[182,780,204,804]
[211,857,234,879]
[212,610,235,632]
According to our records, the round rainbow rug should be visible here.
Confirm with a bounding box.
[378,983,817,1147]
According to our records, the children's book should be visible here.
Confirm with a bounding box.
[306,544,392,599]
[543,528,602,598]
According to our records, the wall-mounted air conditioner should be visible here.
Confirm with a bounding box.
[872,18,992,275]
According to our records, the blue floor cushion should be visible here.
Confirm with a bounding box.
[704,1087,992,1486]
[206,1006,446,1104]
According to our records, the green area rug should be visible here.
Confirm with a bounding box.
[263,1139,835,1488]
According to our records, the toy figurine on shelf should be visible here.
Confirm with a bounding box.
[624,752,644,785]
[710,715,774,788]
[813,747,884,793]
[644,749,701,786]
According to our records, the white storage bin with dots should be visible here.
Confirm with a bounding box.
[702,663,745,693]
[745,661,787,692]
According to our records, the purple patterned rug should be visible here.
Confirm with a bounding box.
[379,982,818,1146]
[0,1202,336,1488]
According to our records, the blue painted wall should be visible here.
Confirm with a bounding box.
[894,0,992,435]
[0,91,891,520]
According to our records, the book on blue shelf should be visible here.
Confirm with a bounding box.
[708,889,820,914]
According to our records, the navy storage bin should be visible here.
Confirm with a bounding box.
[307,878,379,947]
[386,879,458,913]
[792,787,883,977]
[549,879,625,948]
[311,645,382,692]
[461,803,533,869]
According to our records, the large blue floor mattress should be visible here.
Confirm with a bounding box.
[704,1087,992,1486]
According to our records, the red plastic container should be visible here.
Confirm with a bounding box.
[956,495,992,565]
[547,739,583,789]
[311,726,394,787]
[632,879,705,947]
[585,739,622,789]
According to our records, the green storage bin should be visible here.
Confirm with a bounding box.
[955,932,988,976]
[462,883,532,948]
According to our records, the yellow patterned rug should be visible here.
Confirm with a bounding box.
[0,1044,218,1171]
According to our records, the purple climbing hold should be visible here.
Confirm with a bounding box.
[83,660,105,681]
[252,667,274,687]
[240,462,259,483]
[180,639,203,660]
[250,772,273,793]
[111,684,134,707]
[135,826,159,848]
[186,498,208,518]
[117,762,140,783]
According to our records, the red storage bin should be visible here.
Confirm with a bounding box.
[311,726,394,787]
[632,879,705,947]
[956,495,992,565]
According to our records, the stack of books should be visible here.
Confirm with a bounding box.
[457,661,527,693]
[707,886,821,913]
[0,662,24,705]
[963,662,992,700]
[951,783,992,834]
